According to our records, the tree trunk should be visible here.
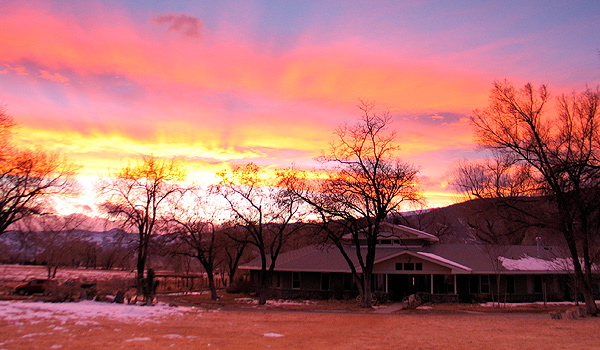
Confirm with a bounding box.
[206,268,219,300]
[136,255,146,296]
[563,225,599,316]
[257,267,272,306]
[136,235,148,296]
[361,272,373,308]
[228,266,238,287]
[574,268,599,316]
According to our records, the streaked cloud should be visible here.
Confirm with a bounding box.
[0,0,597,209]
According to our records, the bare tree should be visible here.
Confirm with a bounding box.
[469,80,600,315]
[220,223,250,287]
[0,108,79,238]
[99,156,185,297]
[22,214,90,278]
[215,163,305,305]
[283,102,421,307]
[168,190,225,300]
[453,154,552,245]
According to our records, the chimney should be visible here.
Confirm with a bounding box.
[536,236,542,258]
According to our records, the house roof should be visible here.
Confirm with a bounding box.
[240,243,571,275]
[342,222,439,243]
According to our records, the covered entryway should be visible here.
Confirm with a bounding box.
[387,274,430,300]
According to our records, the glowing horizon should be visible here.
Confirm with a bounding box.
[1,0,599,213]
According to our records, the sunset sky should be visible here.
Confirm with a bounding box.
[1,0,599,213]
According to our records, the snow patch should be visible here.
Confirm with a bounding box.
[264,333,284,338]
[125,337,152,342]
[479,301,585,307]
[235,298,315,306]
[416,306,433,310]
[0,300,191,324]
[163,334,183,339]
[499,256,572,271]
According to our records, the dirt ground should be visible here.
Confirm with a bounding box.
[1,300,599,350]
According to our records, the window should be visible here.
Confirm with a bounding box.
[469,275,479,294]
[275,273,281,288]
[480,275,490,294]
[321,273,330,291]
[396,262,422,271]
[292,272,301,289]
[534,275,543,294]
[343,274,355,290]
[433,274,454,294]
[506,275,515,294]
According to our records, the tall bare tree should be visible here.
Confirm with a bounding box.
[0,108,79,237]
[283,102,421,307]
[168,190,225,300]
[216,163,305,305]
[469,80,600,315]
[99,156,185,296]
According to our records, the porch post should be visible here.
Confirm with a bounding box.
[453,274,457,294]
[385,274,388,293]
[430,274,434,294]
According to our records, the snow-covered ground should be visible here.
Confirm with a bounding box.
[234,297,316,306]
[479,301,591,308]
[0,300,192,324]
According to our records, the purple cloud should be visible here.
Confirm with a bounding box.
[152,13,204,38]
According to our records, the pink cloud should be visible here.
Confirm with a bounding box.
[0,1,497,208]
[39,70,69,83]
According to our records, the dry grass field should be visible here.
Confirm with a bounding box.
[1,302,599,350]
[1,264,599,350]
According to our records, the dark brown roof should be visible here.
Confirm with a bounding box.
[240,243,571,275]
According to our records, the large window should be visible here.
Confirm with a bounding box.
[505,275,515,294]
[321,273,330,291]
[433,274,454,294]
[534,275,543,294]
[480,275,490,294]
[343,274,355,291]
[292,272,301,289]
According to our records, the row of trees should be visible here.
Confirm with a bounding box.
[83,101,420,307]
[1,80,599,313]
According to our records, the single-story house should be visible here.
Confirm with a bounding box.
[240,223,599,302]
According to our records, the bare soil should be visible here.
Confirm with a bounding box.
[2,293,599,350]
[2,307,599,350]
[2,265,598,350]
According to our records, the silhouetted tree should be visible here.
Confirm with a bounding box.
[100,156,185,297]
[467,81,600,315]
[168,190,225,300]
[216,163,306,305]
[283,102,421,307]
[0,107,79,238]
